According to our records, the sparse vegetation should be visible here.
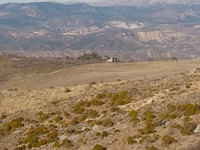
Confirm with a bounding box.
[161,135,177,146]
[93,144,106,150]
[126,136,137,144]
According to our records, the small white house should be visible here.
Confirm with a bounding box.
[106,57,118,63]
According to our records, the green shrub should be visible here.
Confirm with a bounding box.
[74,130,84,135]
[142,110,155,121]
[73,106,85,114]
[158,113,168,121]
[53,141,60,148]
[101,131,108,137]
[3,118,23,134]
[114,129,120,133]
[96,93,106,99]
[89,100,104,106]
[94,120,103,126]
[1,115,7,120]
[110,91,132,105]
[106,93,112,98]
[111,107,119,112]
[78,114,88,121]
[93,144,106,150]
[53,116,63,123]
[128,110,139,122]
[47,130,58,142]
[168,113,177,119]
[22,125,48,148]
[126,136,137,144]
[37,140,47,148]
[73,101,91,114]
[183,104,199,116]
[144,121,154,134]
[161,135,177,146]
[96,132,101,136]
[60,139,73,148]
[86,110,98,118]
[70,118,79,126]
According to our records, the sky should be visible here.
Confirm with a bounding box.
[0,0,100,4]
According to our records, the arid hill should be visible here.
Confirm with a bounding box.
[0,59,200,150]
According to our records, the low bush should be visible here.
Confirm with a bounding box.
[93,144,106,150]
[161,135,177,146]
[89,100,104,106]
[128,110,139,122]
[126,136,137,144]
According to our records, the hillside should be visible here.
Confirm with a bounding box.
[0,61,200,150]
[1,2,200,60]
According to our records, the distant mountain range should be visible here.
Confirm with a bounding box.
[1,2,200,61]
[92,0,200,6]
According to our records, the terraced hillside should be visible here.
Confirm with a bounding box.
[0,65,200,150]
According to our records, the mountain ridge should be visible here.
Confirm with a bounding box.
[1,2,200,61]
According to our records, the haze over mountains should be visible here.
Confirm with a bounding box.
[1,1,200,60]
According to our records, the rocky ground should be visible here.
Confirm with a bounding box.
[0,67,200,150]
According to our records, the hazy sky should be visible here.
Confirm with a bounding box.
[0,0,100,4]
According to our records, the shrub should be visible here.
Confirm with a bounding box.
[53,141,60,148]
[110,91,132,105]
[101,131,108,137]
[37,140,47,148]
[93,144,106,150]
[161,135,177,146]
[96,132,101,136]
[94,120,103,126]
[86,110,98,118]
[73,106,85,114]
[22,125,48,148]
[89,100,104,106]
[167,104,177,112]
[111,107,119,112]
[168,113,177,119]
[106,93,112,98]
[1,115,7,120]
[53,116,63,123]
[126,136,137,144]
[96,93,106,99]
[158,113,168,121]
[47,130,58,142]
[183,104,199,116]
[142,110,155,121]
[144,121,154,134]
[62,139,73,148]
[3,118,23,134]
[73,101,91,114]
[114,129,120,133]
[70,118,79,126]
[74,130,84,135]
[128,110,139,122]
[78,114,88,121]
